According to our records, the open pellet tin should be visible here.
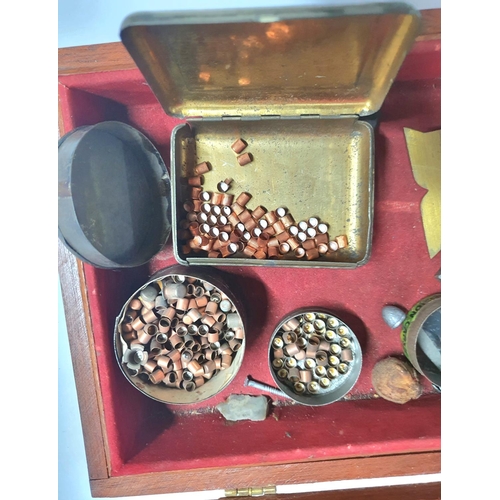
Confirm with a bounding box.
[269,309,362,406]
[58,121,172,268]
[120,3,420,268]
[114,265,246,404]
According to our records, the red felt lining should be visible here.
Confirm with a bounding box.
[59,38,441,476]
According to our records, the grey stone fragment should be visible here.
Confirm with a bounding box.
[216,394,269,421]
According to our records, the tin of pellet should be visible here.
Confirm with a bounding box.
[114,265,246,404]
[268,308,362,406]
[58,121,171,269]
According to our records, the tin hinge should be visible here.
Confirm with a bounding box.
[225,486,277,497]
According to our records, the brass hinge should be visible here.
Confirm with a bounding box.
[225,486,277,497]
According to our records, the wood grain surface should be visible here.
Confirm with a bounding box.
[89,451,440,497]
[248,482,441,500]
[58,241,110,480]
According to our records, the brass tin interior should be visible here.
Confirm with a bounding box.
[172,118,373,267]
[120,4,420,118]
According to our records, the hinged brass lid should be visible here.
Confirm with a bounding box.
[120,3,420,118]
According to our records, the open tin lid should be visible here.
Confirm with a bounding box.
[58,121,171,269]
[120,3,420,119]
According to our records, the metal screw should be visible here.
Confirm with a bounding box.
[244,376,292,399]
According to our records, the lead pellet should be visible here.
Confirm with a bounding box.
[272,358,284,369]
[327,367,339,379]
[304,358,316,370]
[339,338,351,348]
[307,381,320,394]
[294,382,306,394]
[315,366,327,377]
[285,357,297,369]
[330,344,342,355]
[338,363,349,374]
[328,355,340,367]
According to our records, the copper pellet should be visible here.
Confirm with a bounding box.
[286,237,300,250]
[318,243,328,254]
[288,367,300,383]
[237,152,252,166]
[244,218,257,232]
[158,318,171,334]
[272,220,285,234]
[211,192,224,205]
[315,233,329,245]
[252,205,267,220]
[194,162,210,175]
[129,299,142,311]
[221,194,234,206]
[306,248,320,260]
[143,360,157,373]
[235,192,252,206]
[264,211,279,224]
[299,370,312,383]
[276,231,290,243]
[183,201,194,213]
[302,239,316,250]
[341,349,353,362]
[220,242,238,257]
[187,176,202,186]
[263,225,276,236]
[131,316,146,331]
[192,199,202,212]
[294,247,306,259]
[335,235,348,248]
[228,213,240,226]
[169,334,183,351]
[190,186,202,200]
[279,242,290,254]
[157,356,173,372]
[268,246,279,258]
[149,369,165,384]
[221,354,232,369]
[243,246,256,257]
[187,360,202,375]
[328,240,339,252]
[231,202,245,215]
[239,209,252,224]
[207,251,221,258]
[254,249,267,259]
[280,214,295,228]
[284,343,300,356]
[231,138,248,153]
[257,232,270,247]
[247,237,260,250]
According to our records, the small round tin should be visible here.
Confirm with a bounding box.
[58,121,171,268]
[269,309,362,406]
[114,265,245,404]
[401,294,441,389]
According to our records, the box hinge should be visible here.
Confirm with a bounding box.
[225,486,277,497]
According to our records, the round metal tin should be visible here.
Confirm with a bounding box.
[269,308,362,406]
[58,121,171,268]
[114,265,246,405]
[401,294,441,388]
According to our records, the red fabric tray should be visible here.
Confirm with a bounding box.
[59,38,441,476]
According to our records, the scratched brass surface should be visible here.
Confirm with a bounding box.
[404,128,441,259]
[120,4,420,118]
[172,118,373,268]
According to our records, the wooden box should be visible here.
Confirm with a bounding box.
[58,8,441,499]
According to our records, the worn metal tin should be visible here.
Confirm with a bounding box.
[401,294,441,388]
[58,121,171,268]
[268,308,362,406]
[119,4,420,269]
[114,265,246,404]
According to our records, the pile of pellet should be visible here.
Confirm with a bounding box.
[119,275,244,392]
[270,312,355,396]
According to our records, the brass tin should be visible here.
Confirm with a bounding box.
[120,4,420,268]
[114,265,246,404]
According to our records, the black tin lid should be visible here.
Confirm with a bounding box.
[58,121,171,268]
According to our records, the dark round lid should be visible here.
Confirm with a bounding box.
[58,121,171,268]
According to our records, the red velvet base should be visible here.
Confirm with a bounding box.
[59,39,441,476]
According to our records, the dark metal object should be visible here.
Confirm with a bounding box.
[58,121,171,268]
